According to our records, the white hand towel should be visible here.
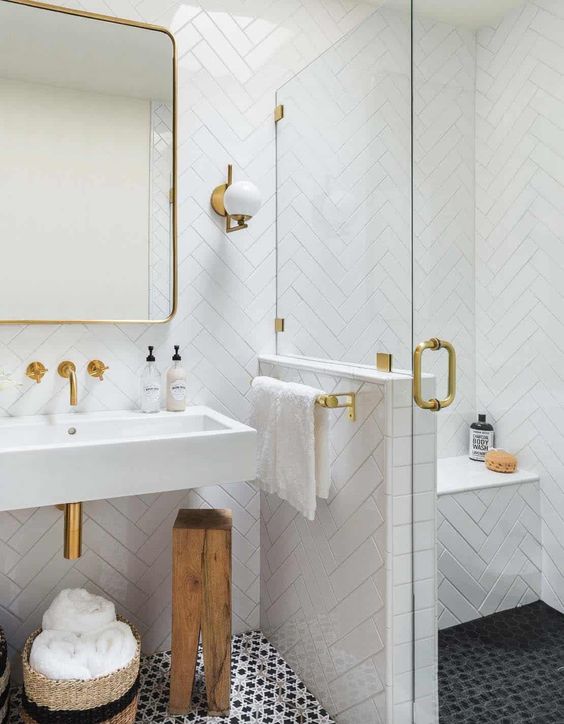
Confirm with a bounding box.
[42,588,116,635]
[30,622,137,681]
[250,376,330,520]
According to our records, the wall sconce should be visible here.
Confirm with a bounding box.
[211,164,262,233]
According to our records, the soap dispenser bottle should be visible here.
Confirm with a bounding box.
[469,413,494,462]
[141,346,161,413]
[166,345,187,412]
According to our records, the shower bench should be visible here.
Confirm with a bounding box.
[437,456,540,630]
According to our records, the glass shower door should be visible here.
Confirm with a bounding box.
[412,1,477,720]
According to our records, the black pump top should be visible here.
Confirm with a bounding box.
[146,345,156,362]
[172,345,181,361]
[478,414,486,423]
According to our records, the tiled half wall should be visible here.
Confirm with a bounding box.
[258,355,437,724]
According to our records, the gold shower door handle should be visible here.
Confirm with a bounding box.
[413,338,456,411]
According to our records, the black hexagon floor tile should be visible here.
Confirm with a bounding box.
[440,602,564,723]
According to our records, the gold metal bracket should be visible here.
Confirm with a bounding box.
[376,352,392,372]
[275,318,285,333]
[316,392,356,422]
[413,338,456,411]
[87,359,109,381]
[274,104,284,122]
[26,361,48,384]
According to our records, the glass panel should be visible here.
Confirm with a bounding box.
[275,1,412,369]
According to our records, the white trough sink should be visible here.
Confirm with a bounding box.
[0,407,257,512]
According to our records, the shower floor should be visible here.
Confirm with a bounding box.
[7,631,333,723]
[439,601,564,723]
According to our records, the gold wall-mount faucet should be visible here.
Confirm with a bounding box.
[58,360,78,406]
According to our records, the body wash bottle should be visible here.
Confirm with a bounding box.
[141,346,161,413]
[469,413,494,461]
[166,345,187,412]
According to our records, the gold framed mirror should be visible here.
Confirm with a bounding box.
[0,0,177,324]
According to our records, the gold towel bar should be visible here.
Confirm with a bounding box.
[252,379,357,422]
[316,392,356,422]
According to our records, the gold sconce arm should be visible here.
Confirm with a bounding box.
[87,359,109,381]
[26,361,48,384]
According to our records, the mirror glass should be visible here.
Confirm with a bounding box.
[0,1,175,323]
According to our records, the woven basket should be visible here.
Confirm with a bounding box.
[0,626,10,724]
[21,618,140,724]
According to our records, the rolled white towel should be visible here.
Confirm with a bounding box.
[30,622,137,681]
[83,621,137,678]
[42,589,116,635]
[29,630,92,681]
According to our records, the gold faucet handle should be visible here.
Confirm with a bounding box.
[87,359,109,381]
[26,361,48,384]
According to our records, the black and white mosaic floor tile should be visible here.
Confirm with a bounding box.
[439,602,564,723]
[8,632,333,724]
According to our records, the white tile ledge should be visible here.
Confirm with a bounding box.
[259,354,413,384]
[438,455,539,496]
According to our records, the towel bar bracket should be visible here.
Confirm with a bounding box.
[316,392,356,422]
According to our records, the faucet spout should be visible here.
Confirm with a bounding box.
[58,361,78,406]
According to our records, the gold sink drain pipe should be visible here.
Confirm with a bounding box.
[57,503,83,559]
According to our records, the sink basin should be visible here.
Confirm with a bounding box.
[0,407,256,512]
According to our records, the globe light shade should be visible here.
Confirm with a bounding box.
[224,180,262,219]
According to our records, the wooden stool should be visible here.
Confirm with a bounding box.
[169,509,232,717]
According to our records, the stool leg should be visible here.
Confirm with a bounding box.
[169,527,205,715]
[202,527,232,716]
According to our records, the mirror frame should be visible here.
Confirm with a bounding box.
[1,0,178,325]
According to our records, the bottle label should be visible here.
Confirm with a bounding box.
[470,430,494,461]
[170,381,186,401]
[143,384,160,402]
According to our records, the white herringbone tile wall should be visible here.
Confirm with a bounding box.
[437,483,541,629]
[276,5,412,371]
[258,356,437,724]
[475,0,564,614]
[259,359,388,723]
[0,0,376,663]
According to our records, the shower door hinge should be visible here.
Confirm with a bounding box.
[169,188,174,204]
[275,317,285,333]
[274,104,284,123]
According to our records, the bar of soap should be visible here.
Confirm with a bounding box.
[485,449,517,473]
